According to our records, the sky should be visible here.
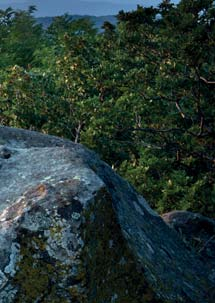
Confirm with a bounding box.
[0,0,179,16]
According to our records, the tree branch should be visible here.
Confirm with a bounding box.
[175,101,186,118]
[130,127,183,133]
[200,76,215,85]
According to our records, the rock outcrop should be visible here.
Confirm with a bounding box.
[0,126,214,303]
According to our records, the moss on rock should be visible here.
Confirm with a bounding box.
[14,233,58,302]
[82,187,162,303]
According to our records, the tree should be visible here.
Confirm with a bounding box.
[3,6,43,68]
[0,7,15,67]
[0,2,214,217]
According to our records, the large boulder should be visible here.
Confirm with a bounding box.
[0,126,214,303]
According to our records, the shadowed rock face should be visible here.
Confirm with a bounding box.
[163,211,215,266]
[0,126,214,303]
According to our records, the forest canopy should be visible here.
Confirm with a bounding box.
[0,1,214,216]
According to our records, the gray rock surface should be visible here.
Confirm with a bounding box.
[163,210,215,265]
[0,126,214,302]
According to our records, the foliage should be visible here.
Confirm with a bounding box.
[0,6,43,68]
[0,1,214,216]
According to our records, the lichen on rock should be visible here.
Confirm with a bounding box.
[0,126,214,303]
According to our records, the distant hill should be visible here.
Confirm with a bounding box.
[36,15,117,30]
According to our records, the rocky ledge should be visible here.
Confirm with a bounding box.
[0,126,214,303]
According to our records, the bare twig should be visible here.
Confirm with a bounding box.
[200,76,215,85]
[74,121,83,144]
[198,116,204,136]
[130,127,183,133]
[175,101,186,118]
